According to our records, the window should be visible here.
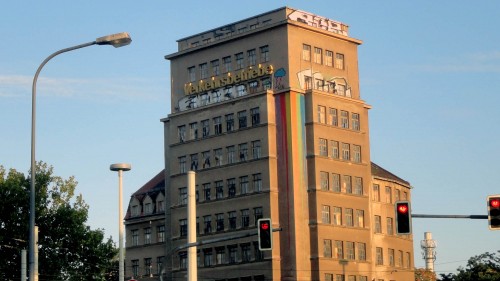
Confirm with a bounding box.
[238,110,247,129]
[262,77,271,90]
[131,229,139,246]
[228,245,237,263]
[314,47,323,64]
[157,200,164,213]
[320,171,329,191]
[251,107,260,126]
[216,247,225,265]
[190,153,198,171]
[324,239,332,258]
[248,49,256,66]
[253,173,262,192]
[335,240,343,259]
[178,125,186,142]
[322,205,331,223]
[357,243,366,261]
[249,81,259,93]
[239,143,248,161]
[227,146,235,164]
[201,119,209,138]
[344,175,352,194]
[200,63,208,79]
[325,50,333,66]
[340,110,349,128]
[376,247,383,265]
[132,260,139,276]
[330,141,339,159]
[235,52,244,69]
[328,108,338,126]
[223,56,232,73]
[203,183,211,201]
[241,209,250,227]
[179,219,187,237]
[325,274,334,281]
[214,148,223,166]
[345,208,354,227]
[305,76,312,90]
[204,249,213,266]
[373,184,380,202]
[387,217,394,235]
[389,248,395,266]
[405,252,411,268]
[260,45,269,62]
[318,105,326,123]
[214,116,222,135]
[228,211,237,230]
[225,113,234,132]
[211,59,220,76]
[227,178,236,197]
[352,113,360,131]
[336,275,345,281]
[144,227,151,244]
[403,191,408,200]
[333,207,342,226]
[203,215,212,233]
[216,213,224,231]
[254,207,263,224]
[237,84,247,96]
[353,145,361,163]
[356,210,365,228]
[240,176,249,195]
[157,256,164,275]
[395,189,401,202]
[345,241,355,260]
[332,173,341,192]
[302,44,311,61]
[374,215,382,233]
[215,181,224,199]
[144,202,152,214]
[202,151,211,168]
[319,138,328,156]
[241,244,251,262]
[342,143,350,161]
[188,66,196,82]
[354,177,363,195]
[157,225,165,243]
[335,53,345,69]
[252,140,261,159]
[398,250,403,267]
[385,186,392,203]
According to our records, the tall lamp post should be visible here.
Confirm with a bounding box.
[110,163,132,281]
[30,32,132,281]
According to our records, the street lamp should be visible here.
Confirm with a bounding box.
[110,163,132,281]
[29,32,131,281]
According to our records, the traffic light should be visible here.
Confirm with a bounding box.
[487,195,500,230]
[258,218,273,250]
[395,201,412,234]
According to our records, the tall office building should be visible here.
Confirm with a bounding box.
[157,6,413,281]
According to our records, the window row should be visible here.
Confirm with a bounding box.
[188,45,269,81]
[317,106,360,131]
[318,139,362,163]
[324,274,368,281]
[305,76,351,97]
[318,172,364,196]
[129,198,165,217]
[178,108,261,143]
[178,207,263,237]
[179,173,263,205]
[375,247,411,268]
[323,239,366,261]
[130,225,165,247]
[302,44,344,70]
[372,184,408,203]
[178,141,262,174]
[321,205,365,228]
[373,215,409,237]
[130,256,164,278]
[178,242,266,269]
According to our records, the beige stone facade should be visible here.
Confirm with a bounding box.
[125,6,414,281]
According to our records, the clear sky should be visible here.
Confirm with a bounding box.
[2,0,500,275]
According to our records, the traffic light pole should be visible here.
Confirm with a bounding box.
[412,214,487,219]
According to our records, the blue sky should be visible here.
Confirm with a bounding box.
[2,1,500,275]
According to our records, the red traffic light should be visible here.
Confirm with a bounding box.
[260,222,270,230]
[397,204,409,214]
[490,198,500,208]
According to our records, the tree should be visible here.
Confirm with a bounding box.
[415,268,437,281]
[438,251,500,281]
[0,162,118,281]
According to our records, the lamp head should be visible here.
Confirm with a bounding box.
[96,32,132,48]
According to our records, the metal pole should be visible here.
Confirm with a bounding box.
[118,169,124,281]
[187,171,197,281]
[21,249,27,281]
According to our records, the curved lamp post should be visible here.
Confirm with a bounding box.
[110,163,132,281]
[30,32,132,281]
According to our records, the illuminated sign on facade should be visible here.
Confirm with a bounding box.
[184,64,274,95]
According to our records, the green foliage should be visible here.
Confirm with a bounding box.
[439,251,500,281]
[415,268,437,281]
[0,162,118,281]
